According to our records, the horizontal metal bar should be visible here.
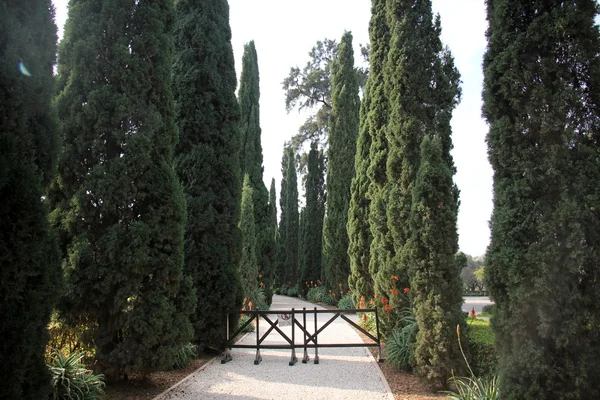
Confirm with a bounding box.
[229,309,376,315]
[228,343,380,349]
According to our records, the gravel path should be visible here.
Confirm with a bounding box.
[155,295,393,400]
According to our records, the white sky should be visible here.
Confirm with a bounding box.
[51,0,492,257]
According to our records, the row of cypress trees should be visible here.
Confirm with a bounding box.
[1,0,275,390]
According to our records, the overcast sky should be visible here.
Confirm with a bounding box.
[51,0,493,257]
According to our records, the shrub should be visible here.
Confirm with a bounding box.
[287,286,300,297]
[337,294,355,310]
[440,324,499,400]
[306,286,336,305]
[48,350,105,400]
[238,315,255,334]
[46,313,95,361]
[172,343,197,370]
[481,304,496,315]
[466,318,497,377]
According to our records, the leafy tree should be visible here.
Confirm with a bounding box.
[348,0,390,306]
[406,136,465,386]
[458,253,486,292]
[238,41,273,305]
[0,1,61,397]
[52,0,194,378]
[276,146,299,288]
[483,1,600,397]
[239,175,258,304]
[301,142,326,288]
[323,31,360,290]
[173,0,243,350]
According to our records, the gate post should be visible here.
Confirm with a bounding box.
[221,312,232,363]
[289,308,298,366]
[302,307,310,363]
[313,307,319,364]
[254,311,262,365]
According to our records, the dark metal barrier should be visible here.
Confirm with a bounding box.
[221,307,383,365]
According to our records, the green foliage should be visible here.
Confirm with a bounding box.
[385,304,418,371]
[239,175,259,303]
[481,305,495,315]
[483,1,600,398]
[300,142,326,287]
[46,314,95,361]
[265,178,278,304]
[0,1,61,398]
[239,41,274,308]
[48,350,105,400]
[336,294,355,310]
[306,286,336,305]
[466,319,497,377]
[238,315,255,334]
[52,0,194,378]
[172,343,197,370]
[286,287,300,298]
[173,0,242,350]
[348,0,389,309]
[276,146,299,287]
[323,31,360,291]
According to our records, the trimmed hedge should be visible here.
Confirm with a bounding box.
[466,318,497,377]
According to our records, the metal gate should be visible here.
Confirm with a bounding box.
[221,307,383,365]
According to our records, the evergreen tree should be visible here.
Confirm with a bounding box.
[265,178,278,302]
[323,31,360,290]
[239,175,258,304]
[483,1,600,397]
[52,0,194,378]
[0,1,61,397]
[348,0,390,306]
[276,146,299,288]
[302,142,326,288]
[298,207,307,291]
[173,0,242,349]
[238,41,272,305]
[406,136,465,386]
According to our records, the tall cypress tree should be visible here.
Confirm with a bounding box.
[276,146,299,288]
[323,31,360,290]
[265,178,278,302]
[302,142,326,287]
[173,0,242,349]
[0,1,61,397]
[348,0,390,306]
[239,175,258,304]
[484,1,600,397]
[381,0,463,379]
[52,0,194,378]
[406,136,464,385]
[238,41,272,305]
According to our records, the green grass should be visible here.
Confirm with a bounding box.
[478,312,493,318]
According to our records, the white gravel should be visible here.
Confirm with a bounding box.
[155,295,393,400]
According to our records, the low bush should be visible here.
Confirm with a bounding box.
[337,294,354,310]
[48,350,105,400]
[238,315,255,334]
[46,313,95,361]
[481,304,496,315]
[384,305,417,371]
[306,286,336,305]
[466,318,497,377]
[172,343,197,370]
[287,286,300,297]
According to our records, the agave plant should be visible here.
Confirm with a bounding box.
[48,350,105,400]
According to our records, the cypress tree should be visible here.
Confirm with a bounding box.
[483,1,600,397]
[265,178,278,302]
[276,146,299,288]
[298,207,307,291]
[406,136,464,386]
[348,0,390,306]
[0,1,61,397]
[239,175,258,304]
[52,0,194,378]
[323,31,360,291]
[238,41,272,305]
[302,142,326,288]
[173,0,243,349]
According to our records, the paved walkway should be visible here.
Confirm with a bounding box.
[155,295,393,400]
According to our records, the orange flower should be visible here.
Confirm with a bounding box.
[338,283,343,288]
[381,297,389,305]
[374,293,379,299]
[328,289,332,293]
[391,275,399,281]
[384,304,392,312]
[403,287,410,294]
[241,307,246,311]
[332,293,336,297]
[391,289,398,296]
[363,315,368,321]
[369,299,375,305]
[248,301,253,310]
